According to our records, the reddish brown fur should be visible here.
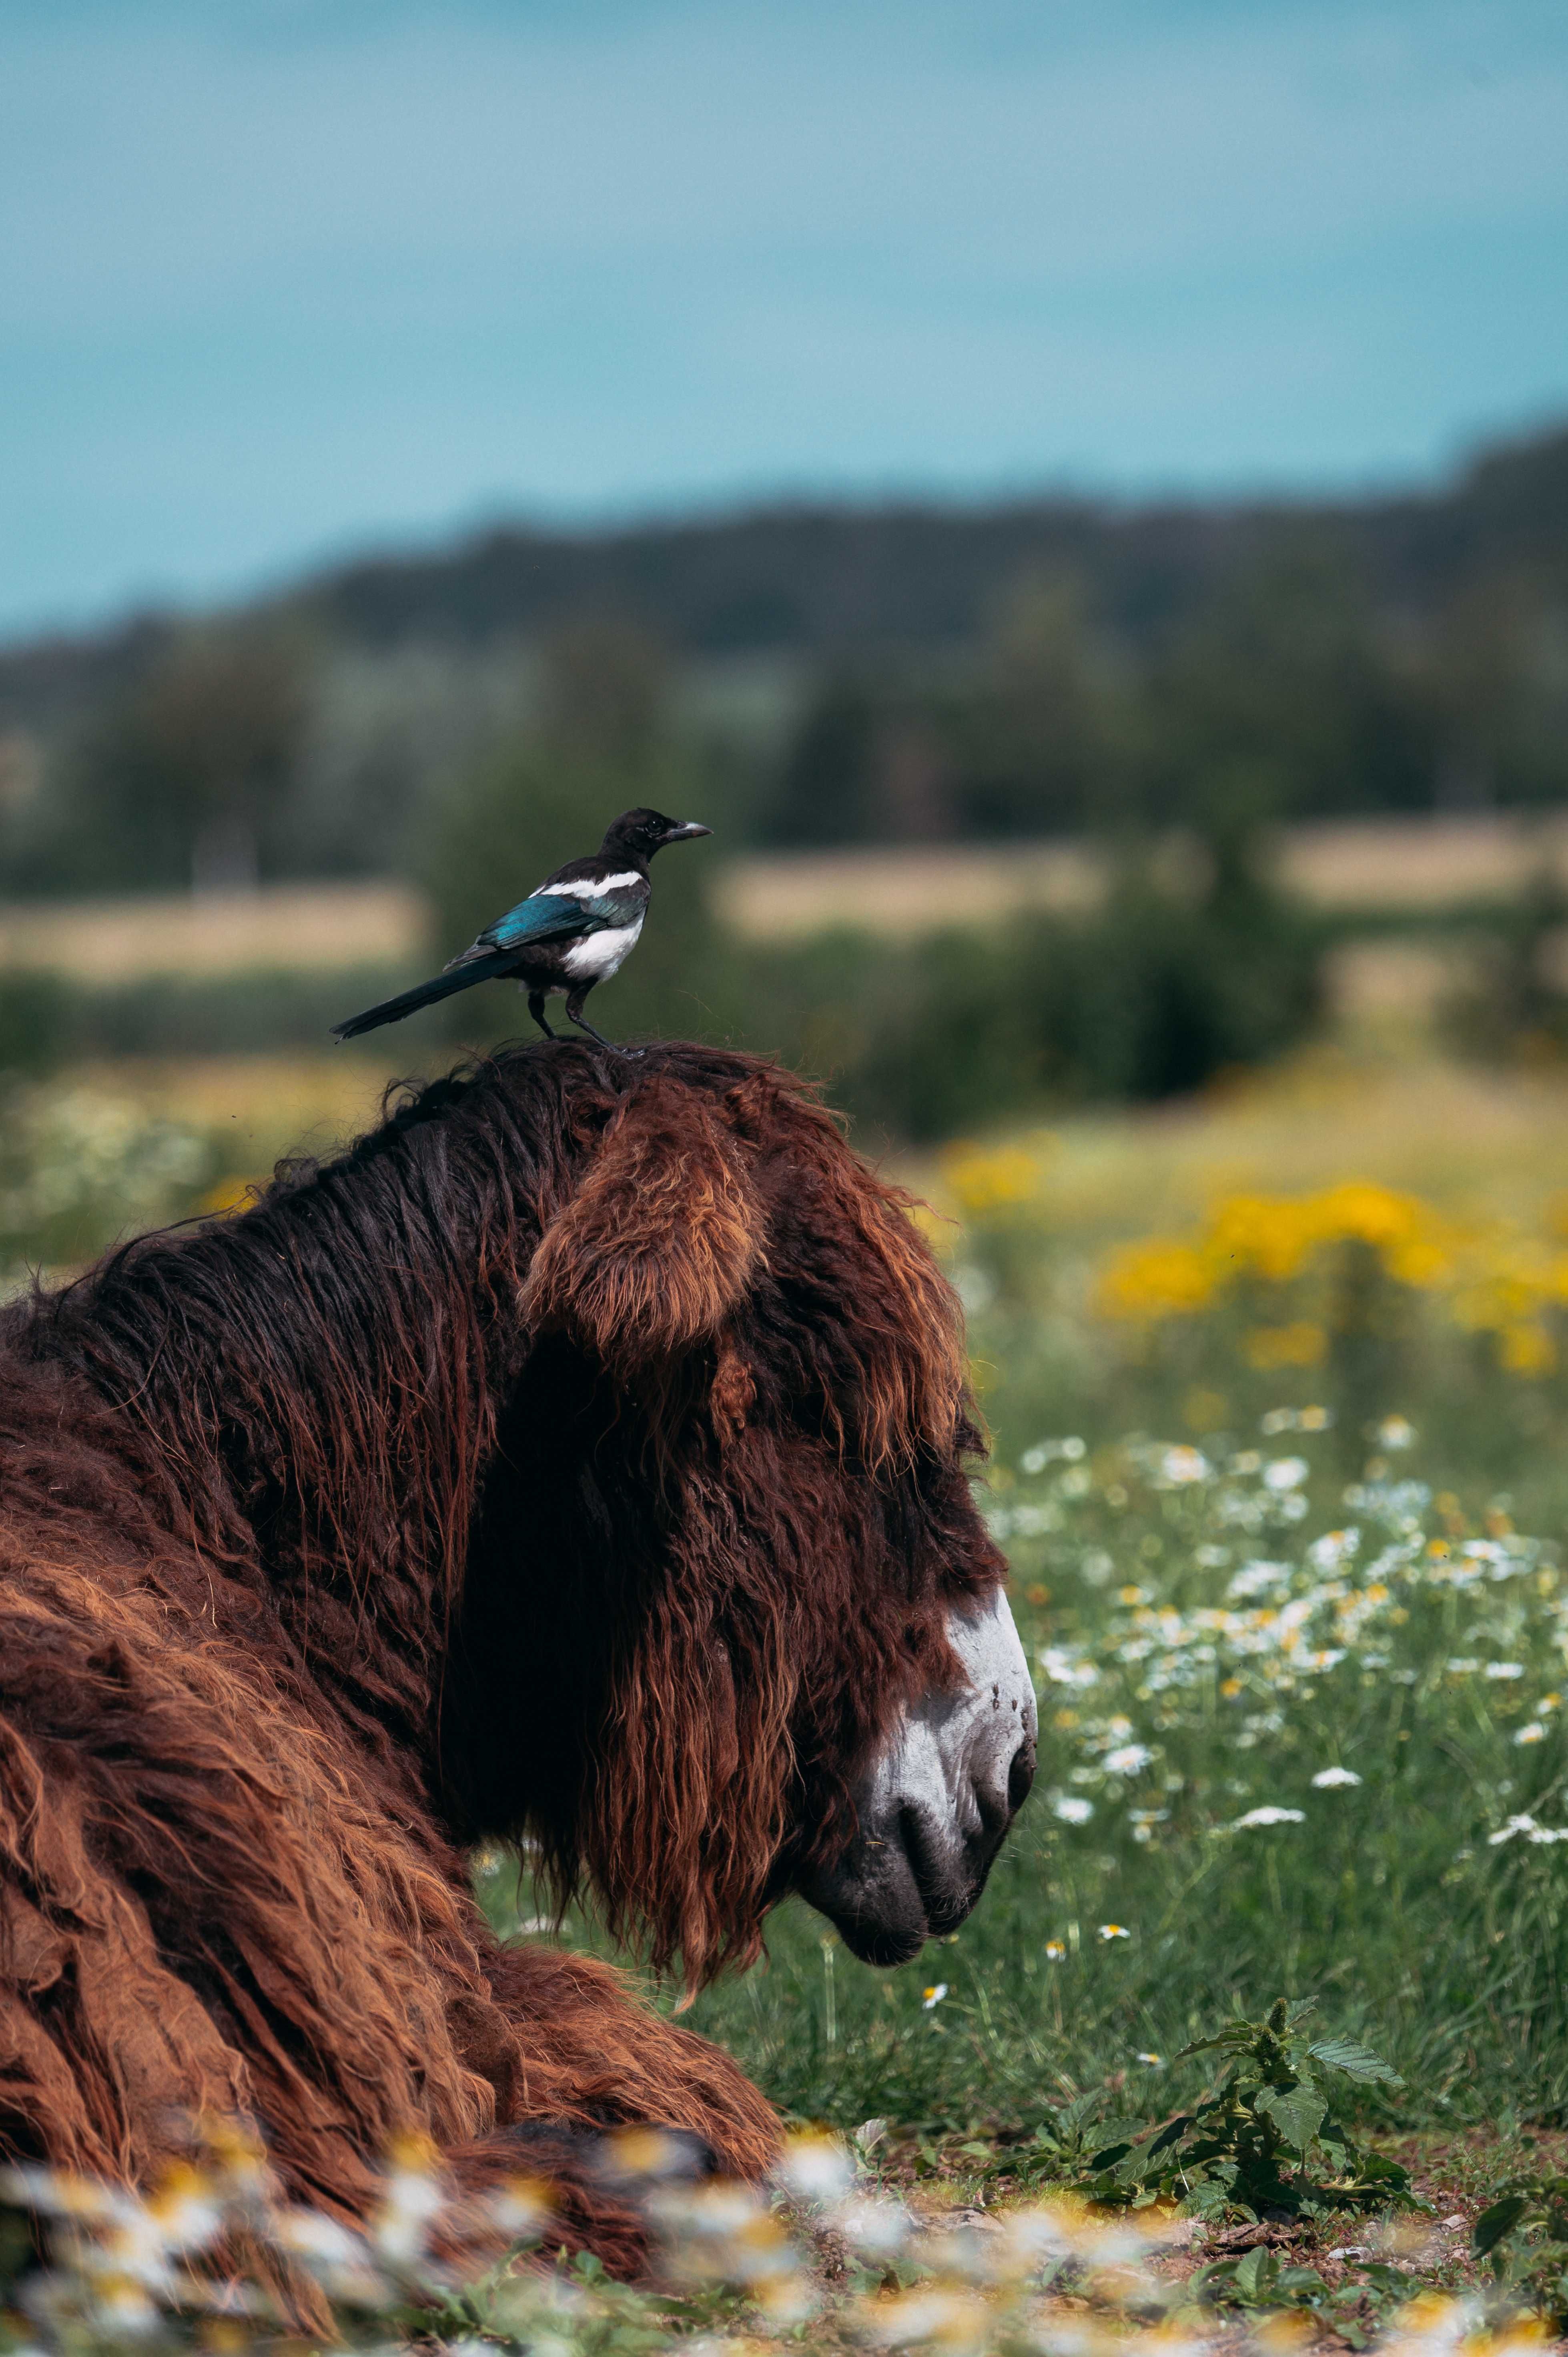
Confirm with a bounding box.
[0,1043,1001,2266]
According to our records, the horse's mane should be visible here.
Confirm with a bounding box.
[2,1041,776,1760]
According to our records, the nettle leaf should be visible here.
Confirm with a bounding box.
[1356,2151,1415,2190]
[1177,2025,1256,2060]
[1083,2118,1148,2166]
[1256,2083,1328,2152]
[1113,2132,1175,2185]
[1145,2114,1196,2160]
[1087,2116,1150,2149]
[1234,2247,1279,2302]
[1474,2195,1533,2257]
[1308,2036,1403,2085]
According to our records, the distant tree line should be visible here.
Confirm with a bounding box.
[0,424,1565,1133]
[763,529,1568,847]
[1,423,1566,899]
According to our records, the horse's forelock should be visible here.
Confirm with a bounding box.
[511,1057,983,1984]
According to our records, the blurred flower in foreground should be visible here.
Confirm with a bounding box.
[1312,1766,1363,1787]
[774,2132,854,2204]
[1160,1446,1210,1486]
[923,1982,949,2009]
[1231,1805,1305,1829]
[1099,1922,1131,1940]
[1490,1813,1568,1845]
[836,2193,914,2260]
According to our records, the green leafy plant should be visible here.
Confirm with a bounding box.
[1018,1998,1416,2221]
[1472,2174,1568,2331]
[1189,2246,1420,2350]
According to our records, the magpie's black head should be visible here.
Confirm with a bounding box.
[602,808,712,860]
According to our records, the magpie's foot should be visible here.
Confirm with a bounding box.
[564,995,618,1053]
[527,990,558,1042]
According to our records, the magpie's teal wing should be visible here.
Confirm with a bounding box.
[471,882,644,959]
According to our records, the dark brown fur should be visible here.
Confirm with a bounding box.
[0,1043,1002,2265]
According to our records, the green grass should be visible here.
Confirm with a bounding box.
[485,1416,1568,2149]
[479,1046,1568,2158]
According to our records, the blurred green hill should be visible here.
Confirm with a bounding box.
[0,422,1566,1138]
[0,419,1565,905]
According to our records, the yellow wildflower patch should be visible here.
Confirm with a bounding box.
[1090,1176,1568,1378]
[940,1135,1055,1216]
[1244,1321,1327,1370]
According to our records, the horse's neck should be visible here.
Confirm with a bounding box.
[56,1121,537,1760]
[231,1167,521,1737]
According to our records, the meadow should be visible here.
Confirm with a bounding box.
[12,1030,1568,2345]
[475,1041,1563,2145]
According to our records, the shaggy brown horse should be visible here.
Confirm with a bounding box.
[0,1042,1035,2270]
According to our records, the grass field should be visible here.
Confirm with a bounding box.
[13,1031,1568,2342]
[719,813,1568,939]
[614,1043,1568,2144]
[477,1033,1568,2336]
[2,810,1564,989]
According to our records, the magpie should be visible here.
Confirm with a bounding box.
[331,807,712,1049]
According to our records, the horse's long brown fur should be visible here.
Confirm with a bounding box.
[0,1042,998,2266]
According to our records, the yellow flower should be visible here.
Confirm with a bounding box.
[1500,1321,1556,1376]
[1095,1239,1214,1321]
[1209,1193,1317,1282]
[941,1138,1053,1217]
[1243,1321,1326,1370]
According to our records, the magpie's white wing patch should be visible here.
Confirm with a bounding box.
[533,871,644,899]
[560,916,645,982]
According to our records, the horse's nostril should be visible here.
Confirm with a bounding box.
[1007,1739,1036,1815]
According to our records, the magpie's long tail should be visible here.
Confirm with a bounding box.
[331,951,513,1041]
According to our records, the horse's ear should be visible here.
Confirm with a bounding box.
[523,1076,764,1377]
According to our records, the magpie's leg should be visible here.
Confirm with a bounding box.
[527,990,558,1041]
[565,989,633,1055]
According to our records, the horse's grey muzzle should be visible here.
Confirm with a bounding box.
[799,1586,1037,1966]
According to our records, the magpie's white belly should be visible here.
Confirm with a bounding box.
[557,917,644,987]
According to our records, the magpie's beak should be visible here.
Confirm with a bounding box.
[663,820,713,842]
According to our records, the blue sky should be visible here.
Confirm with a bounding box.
[2,0,1566,638]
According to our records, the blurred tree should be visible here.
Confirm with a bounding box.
[941,568,1131,836]
[536,616,668,765]
[1421,571,1567,808]
[761,674,880,844]
[32,627,312,895]
[1141,530,1430,824]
